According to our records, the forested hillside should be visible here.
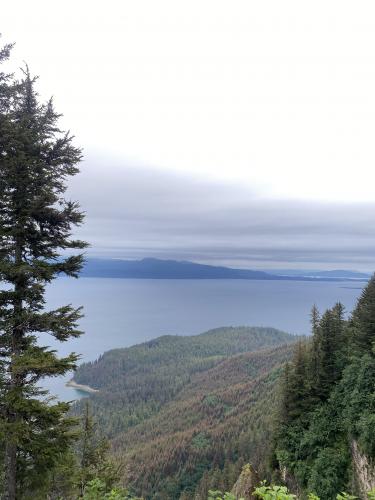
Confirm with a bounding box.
[113,344,295,499]
[73,327,296,436]
[71,327,298,498]
[273,276,375,498]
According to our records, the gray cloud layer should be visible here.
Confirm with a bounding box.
[68,157,375,271]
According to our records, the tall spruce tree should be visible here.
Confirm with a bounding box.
[350,275,375,354]
[308,305,321,400]
[0,43,87,499]
[315,309,338,400]
[286,342,309,419]
[76,402,120,497]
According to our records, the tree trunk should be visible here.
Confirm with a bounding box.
[3,241,23,499]
[4,440,17,500]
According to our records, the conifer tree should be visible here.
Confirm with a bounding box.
[315,310,337,399]
[287,342,309,419]
[308,303,346,402]
[76,402,120,497]
[311,304,320,335]
[308,305,321,400]
[331,302,346,371]
[279,362,292,425]
[314,304,346,401]
[350,275,375,354]
[0,45,87,498]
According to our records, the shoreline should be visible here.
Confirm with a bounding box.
[66,379,99,394]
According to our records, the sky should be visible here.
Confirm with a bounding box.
[2,1,375,270]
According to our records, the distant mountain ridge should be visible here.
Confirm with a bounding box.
[266,268,370,279]
[81,257,369,281]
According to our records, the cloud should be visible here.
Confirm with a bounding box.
[3,1,375,203]
[67,157,375,271]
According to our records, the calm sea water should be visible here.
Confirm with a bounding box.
[43,277,365,400]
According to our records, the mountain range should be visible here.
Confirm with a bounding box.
[80,257,370,281]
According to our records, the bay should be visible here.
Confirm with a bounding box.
[43,277,365,400]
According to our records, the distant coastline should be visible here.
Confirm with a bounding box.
[66,379,99,394]
[80,258,370,282]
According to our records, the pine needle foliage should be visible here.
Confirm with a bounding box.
[0,37,87,499]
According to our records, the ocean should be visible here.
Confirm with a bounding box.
[43,277,365,400]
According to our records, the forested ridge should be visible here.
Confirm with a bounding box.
[75,326,295,388]
[112,345,294,499]
[71,327,298,498]
[72,327,296,437]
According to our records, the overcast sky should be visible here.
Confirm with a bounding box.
[2,1,375,270]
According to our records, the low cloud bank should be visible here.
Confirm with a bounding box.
[68,158,375,272]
